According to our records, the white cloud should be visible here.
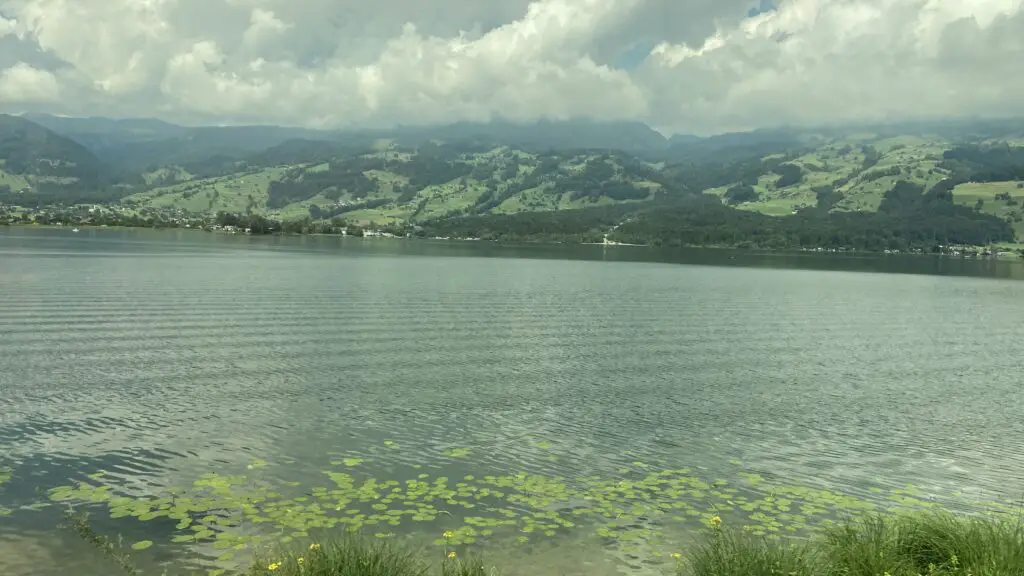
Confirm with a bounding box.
[240,8,292,54]
[0,62,60,102]
[0,14,18,37]
[0,0,1022,134]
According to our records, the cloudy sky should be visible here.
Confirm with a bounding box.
[0,0,1022,134]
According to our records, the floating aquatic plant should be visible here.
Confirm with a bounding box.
[40,447,1022,575]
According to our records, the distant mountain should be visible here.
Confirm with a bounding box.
[23,115,347,171]
[381,118,669,153]
[28,114,671,171]
[0,115,105,174]
[20,113,188,159]
[667,133,701,146]
[100,126,350,172]
[8,110,1024,250]
[22,113,186,139]
[0,114,134,205]
[663,128,814,162]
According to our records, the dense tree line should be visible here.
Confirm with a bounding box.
[266,163,378,208]
[612,197,1009,250]
[388,143,475,188]
[814,185,844,210]
[861,165,902,182]
[215,211,282,233]
[773,163,805,188]
[662,154,785,194]
[549,157,648,201]
[470,155,564,213]
[940,144,1024,182]
[423,179,1013,250]
[569,182,649,202]
[724,184,758,204]
[861,146,882,170]
[421,201,639,243]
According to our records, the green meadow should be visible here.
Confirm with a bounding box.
[704,136,955,216]
[952,181,1024,238]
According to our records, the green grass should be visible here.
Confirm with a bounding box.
[343,207,412,225]
[111,134,1014,226]
[125,167,290,214]
[737,197,808,216]
[275,193,336,220]
[952,181,1024,238]
[0,168,32,191]
[142,166,192,185]
[702,136,960,216]
[681,512,1024,576]
[60,510,1024,576]
[414,180,487,219]
[682,527,818,576]
[222,513,1024,576]
[247,537,495,576]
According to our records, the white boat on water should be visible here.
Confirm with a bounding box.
[72,228,80,233]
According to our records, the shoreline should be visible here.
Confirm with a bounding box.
[4,221,1023,260]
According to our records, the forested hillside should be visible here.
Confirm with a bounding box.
[4,113,1024,251]
[0,115,139,205]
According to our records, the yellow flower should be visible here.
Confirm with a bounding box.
[308,543,321,551]
[709,515,722,529]
[447,551,457,559]
[297,557,304,565]
[268,562,281,571]
[670,552,682,559]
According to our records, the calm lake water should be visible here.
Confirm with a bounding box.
[2,227,1024,576]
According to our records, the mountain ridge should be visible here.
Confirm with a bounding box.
[2,113,1024,253]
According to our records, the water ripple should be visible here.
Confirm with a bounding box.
[3,231,1024,575]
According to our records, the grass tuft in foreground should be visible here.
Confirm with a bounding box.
[682,512,1024,576]
[683,527,819,576]
[820,512,1024,576]
[246,537,498,576]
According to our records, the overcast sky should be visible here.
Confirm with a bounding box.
[0,0,1022,135]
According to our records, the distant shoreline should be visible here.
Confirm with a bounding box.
[5,221,1023,261]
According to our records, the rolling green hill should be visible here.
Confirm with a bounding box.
[5,113,1024,251]
[80,121,1024,242]
[0,114,139,206]
[122,145,670,226]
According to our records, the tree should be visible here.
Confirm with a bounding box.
[724,184,758,205]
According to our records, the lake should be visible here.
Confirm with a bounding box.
[2,227,1024,576]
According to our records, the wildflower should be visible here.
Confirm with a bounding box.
[297,557,304,565]
[442,530,455,539]
[268,561,281,571]
[309,543,321,551]
[447,551,457,559]
[670,552,682,559]
[709,515,722,529]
